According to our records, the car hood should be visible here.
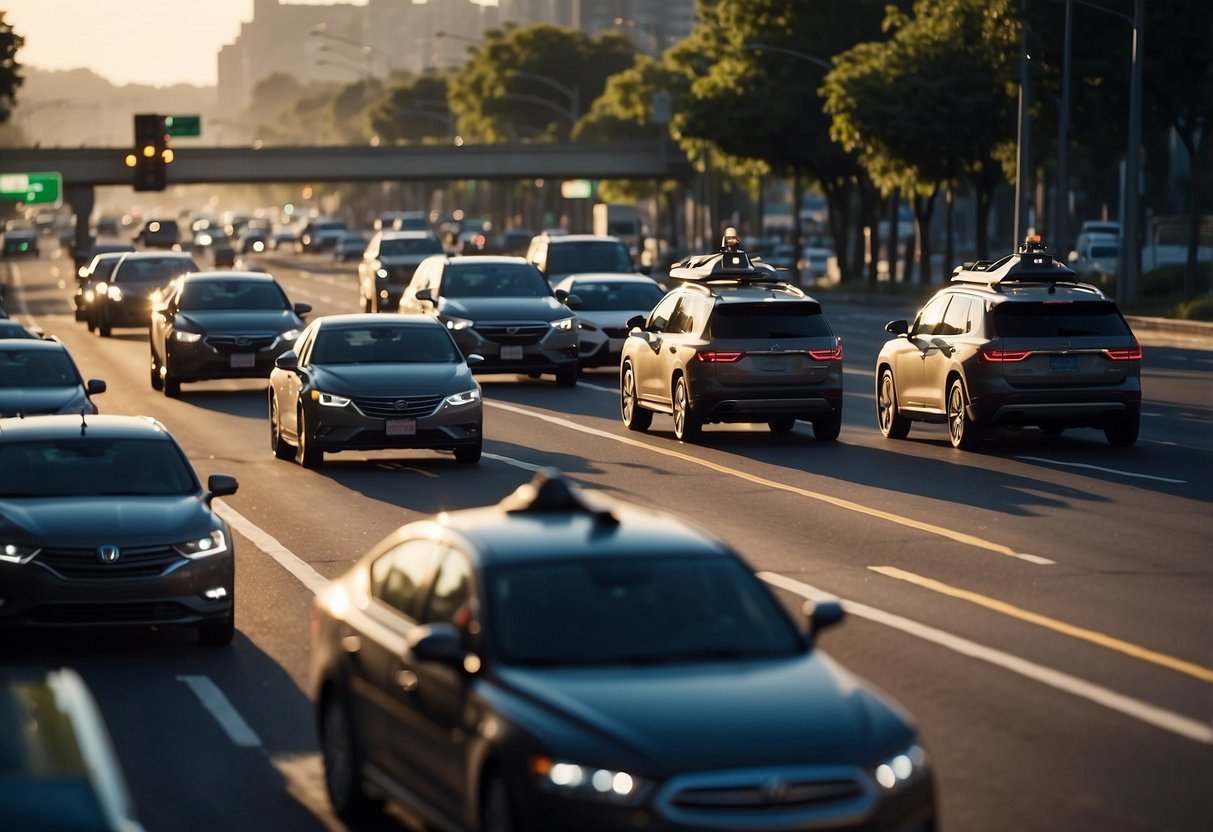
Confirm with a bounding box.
[310,363,472,395]
[177,310,301,333]
[494,653,911,772]
[0,495,216,546]
[0,387,88,418]
[439,296,569,321]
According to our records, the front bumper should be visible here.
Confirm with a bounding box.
[451,325,579,376]
[167,336,295,382]
[305,397,483,453]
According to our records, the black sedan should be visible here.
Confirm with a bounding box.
[0,339,105,417]
[149,271,310,397]
[311,469,936,832]
[0,415,238,644]
[269,314,483,467]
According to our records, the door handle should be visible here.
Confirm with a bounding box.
[396,669,419,693]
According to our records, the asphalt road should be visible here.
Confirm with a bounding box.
[2,248,1211,832]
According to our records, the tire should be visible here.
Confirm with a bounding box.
[555,366,578,388]
[454,439,482,465]
[270,396,294,460]
[1104,409,1140,447]
[197,607,234,646]
[479,771,518,832]
[97,308,112,338]
[163,358,182,398]
[321,693,383,820]
[812,411,842,441]
[877,369,911,439]
[86,312,96,333]
[296,407,324,468]
[672,376,701,442]
[620,363,652,432]
[150,350,163,391]
[768,417,796,433]
[947,377,984,450]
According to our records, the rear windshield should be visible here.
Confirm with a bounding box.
[546,242,633,275]
[0,438,198,497]
[380,237,443,257]
[710,303,831,339]
[993,301,1131,338]
[114,257,197,284]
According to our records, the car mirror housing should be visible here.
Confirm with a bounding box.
[885,319,909,336]
[626,314,646,332]
[564,293,582,311]
[86,379,106,395]
[416,288,435,303]
[408,623,467,667]
[275,351,299,371]
[467,353,485,365]
[803,599,845,644]
[294,302,312,317]
[207,474,239,499]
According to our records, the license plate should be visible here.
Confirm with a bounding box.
[230,353,256,368]
[501,345,524,360]
[385,418,417,436]
[1049,355,1079,373]
[758,356,787,371]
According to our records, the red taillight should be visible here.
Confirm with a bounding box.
[696,351,744,363]
[807,342,843,361]
[979,349,1033,363]
[1104,341,1142,361]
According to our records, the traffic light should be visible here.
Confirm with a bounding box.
[129,114,168,191]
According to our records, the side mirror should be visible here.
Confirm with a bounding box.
[626,314,646,332]
[563,293,582,311]
[416,288,434,303]
[408,623,466,667]
[466,353,485,365]
[294,302,312,317]
[207,474,239,499]
[86,379,106,395]
[275,351,299,371]
[885,319,909,336]
[803,599,845,644]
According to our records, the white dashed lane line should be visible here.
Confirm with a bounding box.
[177,675,263,749]
[1014,456,1187,484]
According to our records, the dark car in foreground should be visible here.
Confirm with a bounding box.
[875,237,1142,449]
[269,314,483,467]
[0,339,105,418]
[0,415,238,644]
[312,468,935,832]
[92,251,199,337]
[149,271,309,397]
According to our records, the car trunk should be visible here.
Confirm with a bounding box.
[990,301,1137,388]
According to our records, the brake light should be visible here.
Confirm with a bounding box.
[1104,341,1142,361]
[979,349,1033,363]
[696,351,744,363]
[807,342,843,361]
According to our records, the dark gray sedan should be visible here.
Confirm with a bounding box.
[0,340,105,418]
[268,314,483,468]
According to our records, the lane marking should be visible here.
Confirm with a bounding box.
[869,566,1213,684]
[759,572,1213,745]
[5,262,33,316]
[1014,456,1187,484]
[177,675,263,748]
[483,451,544,472]
[486,400,1054,565]
[214,500,329,594]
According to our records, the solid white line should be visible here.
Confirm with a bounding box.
[1014,456,1187,484]
[176,675,263,748]
[483,451,545,472]
[759,572,1213,745]
[5,262,32,316]
[213,500,329,595]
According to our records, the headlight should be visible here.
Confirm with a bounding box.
[444,388,480,407]
[550,316,576,331]
[0,543,40,564]
[873,744,928,791]
[108,286,124,302]
[174,330,203,343]
[530,756,650,806]
[312,390,351,407]
[280,329,301,342]
[376,268,388,279]
[444,316,474,331]
[252,241,265,252]
[96,281,108,295]
[173,530,228,559]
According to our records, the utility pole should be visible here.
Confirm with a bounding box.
[1121,0,1145,303]
[1013,4,1032,248]
[1055,0,1073,253]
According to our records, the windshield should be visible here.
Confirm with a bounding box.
[0,349,80,387]
[0,438,198,497]
[487,556,803,666]
[179,280,290,311]
[710,303,832,339]
[380,237,443,257]
[441,264,550,299]
[310,325,460,364]
[993,302,1131,338]
[569,281,663,312]
[114,258,197,284]
[547,242,633,275]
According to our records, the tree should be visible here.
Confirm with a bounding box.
[369,74,454,144]
[0,13,25,125]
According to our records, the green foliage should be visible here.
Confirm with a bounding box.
[1140,263,1213,299]
[1171,294,1213,322]
[0,13,25,125]
[369,74,454,144]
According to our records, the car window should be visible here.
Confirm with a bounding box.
[912,295,951,337]
[709,302,831,339]
[421,551,477,649]
[647,293,680,332]
[380,237,443,257]
[440,264,549,298]
[992,301,1132,338]
[115,258,197,284]
[310,326,460,364]
[0,438,198,497]
[0,349,80,387]
[940,297,974,336]
[666,298,696,334]
[179,280,289,311]
[370,539,445,620]
[546,241,632,275]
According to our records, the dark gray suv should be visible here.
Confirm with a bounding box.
[875,238,1142,449]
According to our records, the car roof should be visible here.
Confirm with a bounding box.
[445,255,531,265]
[0,338,68,353]
[944,283,1112,305]
[312,313,441,329]
[380,230,438,239]
[0,414,173,441]
[179,270,275,282]
[116,251,194,261]
[559,273,657,285]
[543,234,624,244]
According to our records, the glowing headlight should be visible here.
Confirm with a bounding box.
[280,329,301,341]
[108,286,124,302]
[530,756,648,805]
[312,390,351,407]
[874,744,928,790]
[174,530,228,559]
[550,316,576,331]
[174,330,203,343]
[444,388,480,407]
[444,316,474,331]
[252,241,265,252]
[376,268,388,279]
[96,282,108,295]
[0,543,40,564]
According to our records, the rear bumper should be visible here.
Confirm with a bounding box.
[969,384,1141,428]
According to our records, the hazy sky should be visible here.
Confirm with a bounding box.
[1,1,382,88]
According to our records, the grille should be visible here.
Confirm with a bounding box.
[351,394,444,419]
[473,323,549,345]
[668,778,864,811]
[603,326,630,338]
[26,601,196,624]
[36,545,185,579]
[655,767,872,827]
[205,333,277,352]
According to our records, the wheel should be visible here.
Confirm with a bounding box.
[672,376,701,442]
[296,407,324,468]
[86,312,96,333]
[197,607,234,646]
[321,692,383,820]
[812,411,842,441]
[150,350,163,391]
[620,363,652,431]
[555,366,578,387]
[877,369,911,439]
[947,377,984,450]
[454,439,482,465]
[97,308,112,338]
[1104,409,1140,447]
[163,359,182,398]
[479,771,518,832]
[270,396,294,460]
[768,417,796,433]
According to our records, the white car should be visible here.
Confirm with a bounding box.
[551,273,665,369]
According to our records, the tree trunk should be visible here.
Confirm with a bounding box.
[822,180,853,281]
[972,167,997,260]
[912,188,938,284]
[886,190,900,280]
[854,177,880,286]
[944,186,955,279]
[1183,127,1208,301]
[791,168,804,287]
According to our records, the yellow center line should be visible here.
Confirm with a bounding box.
[869,566,1213,684]
[486,400,1053,564]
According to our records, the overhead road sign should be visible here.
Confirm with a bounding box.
[165,115,201,137]
[0,171,63,206]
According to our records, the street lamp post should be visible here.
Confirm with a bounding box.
[309,22,390,79]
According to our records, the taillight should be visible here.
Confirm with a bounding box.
[979,349,1033,363]
[807,341,843,361]
[696,351,744,363]
[1104,341,1142,361]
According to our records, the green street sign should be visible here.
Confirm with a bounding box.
[165,115,201,137]
[0,171,63,206]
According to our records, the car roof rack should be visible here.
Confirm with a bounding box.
[951,236,1083,289]
[669,230,784,285]
[500,468,619,526]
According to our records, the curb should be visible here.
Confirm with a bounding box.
[1124,315,1213,339]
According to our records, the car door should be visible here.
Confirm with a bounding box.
[149,279,181,366]
[276,327,314,443]
[897,294,950,408]
[919,296,975,412]
[634,293,683,405]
